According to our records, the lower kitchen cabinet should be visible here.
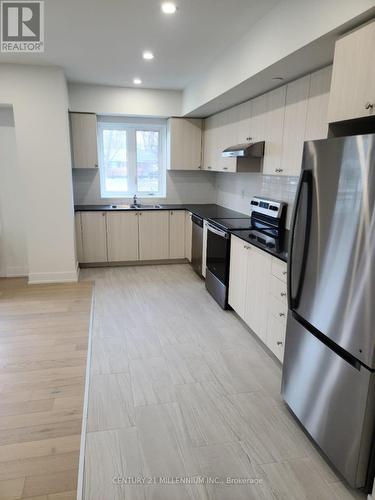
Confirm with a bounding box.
[169,210,185,259]
[76,209,192,265]
[229,235,287,362]
[74,212,84,263]
[271,255,288,283]
[228,236,249,319]
[243,244,272,344]
[267,259,287,362]
[266,314,286,363]
[185,211,193,262]
[80,211,108,263]
[139,211,169,260]
[107,212,139,262]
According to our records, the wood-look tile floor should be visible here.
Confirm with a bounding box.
[0,278,92,500]
[80,264,367,500]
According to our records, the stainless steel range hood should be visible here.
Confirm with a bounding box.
[222,141,265,158]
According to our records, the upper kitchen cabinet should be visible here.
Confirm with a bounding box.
[202,115,215,171]
[69,112,99,169]
[262,85,287,175]
[305,66,332,141]
[203,111,235,172]
[328,20,375,123]
[167,118,202,171]
[203,104,263,174]
[236,100,252,144]
[217,107,238,173]
[280,75,310,177]
[250,93,266,143]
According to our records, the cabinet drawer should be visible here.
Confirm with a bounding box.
[269,274,287,303]
[267,314,286,363]
[269,294,287,324]
[271,257,287,283]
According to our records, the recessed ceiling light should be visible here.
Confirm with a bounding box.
[272,76,284,81]
[143,50,154,60]
[133,78,142,85]
[161,2,177,14]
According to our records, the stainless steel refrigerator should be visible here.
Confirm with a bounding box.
[282,134,375,491]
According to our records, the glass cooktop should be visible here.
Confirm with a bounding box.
[208,217,278,233]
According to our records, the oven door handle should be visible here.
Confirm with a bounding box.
[206,223,230,239]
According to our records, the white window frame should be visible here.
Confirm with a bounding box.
[97,118,166,199]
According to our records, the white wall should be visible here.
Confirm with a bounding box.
[0,64,77,284]
[0,107,28,277]
[73,169,216,206]
[183,0,375,115]
[68,83,182,117]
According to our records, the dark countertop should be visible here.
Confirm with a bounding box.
[231,229,289,263]
[74,203,249,220]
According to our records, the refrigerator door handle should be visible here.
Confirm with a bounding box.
[288,169,313,310]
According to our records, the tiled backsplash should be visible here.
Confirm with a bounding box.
[215,172,298,228]
[73,169,298,228]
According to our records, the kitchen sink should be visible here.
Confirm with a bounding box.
[130,203,162,209]
[110,204,162,209]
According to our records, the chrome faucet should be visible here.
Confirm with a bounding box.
[133,194,138,205]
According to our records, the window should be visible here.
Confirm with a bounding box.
[98,119,166,198]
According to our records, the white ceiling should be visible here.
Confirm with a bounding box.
[0,0,280,89]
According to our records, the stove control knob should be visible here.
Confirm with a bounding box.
[266,242,275,249]
[249,234,256,240]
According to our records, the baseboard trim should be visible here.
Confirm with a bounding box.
[2,265,28,278]
[28,268,79,284]
[79,258,188,268]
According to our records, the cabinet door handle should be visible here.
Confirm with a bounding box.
[171,211,173,215]
[365,102,374,110]
[277,341,283,346]
[207,166,212,170]
[246,137,252,141]
[198,166,202,169]
[222,167,228,170]
[102,212,106,217]
[279,312,286,317]
[280,292,287,297]
[282,271,287,275]
[244,245,251,250]
[94,163,98,168]
[275,168,284,173]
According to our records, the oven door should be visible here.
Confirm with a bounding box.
[206,223,230,285]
